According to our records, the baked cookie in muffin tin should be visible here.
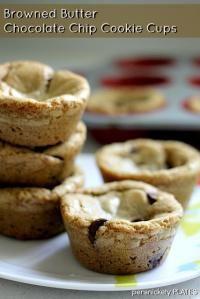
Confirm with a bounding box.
[184,95,200,113]
[83,55,200,141]
[96,139,200,207]
[87,88,165,115]
[0,166,83,240]
[61,180,183,274]
[0,61,90,147]
[0,122,86,187]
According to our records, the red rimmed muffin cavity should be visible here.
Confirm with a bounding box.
[189,76,200,87]
[193,58,200,67]
[116,57,175,69]
[101,75,170,88]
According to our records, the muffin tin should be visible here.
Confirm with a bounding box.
[83,55,200,130]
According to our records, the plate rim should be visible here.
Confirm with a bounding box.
[0,265,199,291]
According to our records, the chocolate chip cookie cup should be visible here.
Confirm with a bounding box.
[87,88,165,115]
[96,139,200,208]
[0,61,90,147]
[0,122,86,187]
[61,181,183,275]
[0,167,83,240]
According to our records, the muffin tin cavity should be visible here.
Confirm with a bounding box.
[83,55,200,137]
[193,57,200,67]
[189,76,200,87]
[101,74,169,87]
[116,56,175,69]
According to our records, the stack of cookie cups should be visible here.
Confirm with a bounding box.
[0,60,90,240]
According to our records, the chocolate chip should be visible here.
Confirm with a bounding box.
[115,99,124,106]
[147,192,157,205]
[130,256,137,261]
[52,155,64,161]
[131,218,143,222]
[165,160,172,169]
[148,253,164,269]
[46,77,52,90]
[88,218,107,244]
[129,146,139,154]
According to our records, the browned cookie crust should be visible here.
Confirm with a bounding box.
[61,180,183,274]
[96,139,200,208]
[0,61,90,147]
[0,166,83,240]
[0,122,86,187]
[87,88,165,115]
[186,96,200,113]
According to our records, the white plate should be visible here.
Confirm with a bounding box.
[0,154,199,291]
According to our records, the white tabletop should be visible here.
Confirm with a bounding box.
[0,277,199,299]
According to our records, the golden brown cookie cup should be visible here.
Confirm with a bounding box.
[96,140,200,208]
[184,96,200,113]
[87,88,165,115]
[0,61,90,147]
[0,122,86,187]
[61,181,183,275]
[0,167,83,240]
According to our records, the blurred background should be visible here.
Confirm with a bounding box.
[1,38,200,151]
[2,0,200,151]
